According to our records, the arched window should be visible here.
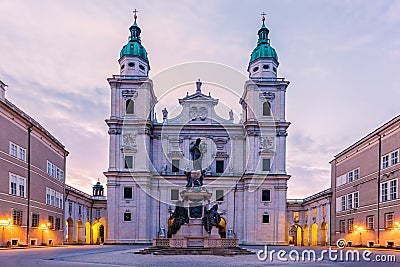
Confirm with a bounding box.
[263,102,271,116]
[126,99,134,114]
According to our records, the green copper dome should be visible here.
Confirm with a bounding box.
[120,17,148,61]
[249,20,278,63]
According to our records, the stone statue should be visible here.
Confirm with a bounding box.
[190,138,202,170]
[229,109,234,120]
[162,108,168,121]
[167,201,189,238]
[202,204,221,234]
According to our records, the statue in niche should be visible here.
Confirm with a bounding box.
[202,204,221,234]
[167,201,189,238]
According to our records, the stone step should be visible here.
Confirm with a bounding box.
[135,246,255,256]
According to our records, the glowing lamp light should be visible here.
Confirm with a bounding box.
[0,219,11,226]
[40,223,48,230]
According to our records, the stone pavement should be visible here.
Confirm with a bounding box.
[0,245,399,266]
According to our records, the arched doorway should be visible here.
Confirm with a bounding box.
[92,217,106,244]
[304,224,309,246]
[76,220,83,243]
[311,223,318,246]
[66,218,74,244]
[320,221,328,246]
[85,222,91,244]
[294,225,302,246]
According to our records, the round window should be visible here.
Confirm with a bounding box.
[263,65,269,69]
[253,66,259,72]
[121,64,125,70]
[139,65,145,71]
[273,67,277,72]
[128,62,135,67]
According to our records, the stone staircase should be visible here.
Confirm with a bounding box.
[134,246,255,256]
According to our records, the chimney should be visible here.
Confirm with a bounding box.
[0,80,7,100]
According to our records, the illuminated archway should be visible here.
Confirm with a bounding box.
[66,218,74,244]
[311,223,318,246]
[85,222,91,244]
[92,217,106,244]
[293,225,302,246]
[76,220,83,243]
[304,224,309,246]
[320,221,328,246]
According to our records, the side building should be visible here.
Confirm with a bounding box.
[287,188,332,246]
[65,182,107,244]
[331,115,400,248]
[0,80,68,246]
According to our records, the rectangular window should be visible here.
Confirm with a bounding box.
[353,192,359,208]
[124,212,131,222]
[366,215,374,230]
[95,209,101,219]
[171,189,179,201]
[391,151,398,166]
[261,189,270,202]
[381,183,388,202]
[9,174,17,196]
[12,210,23,226]
[32,213,39,227]
[339,220,346,233]
[56,168,60,181]
[78,205,82,215]
[305,210,308,220]
[262,214,270,224]
[348,171,353,183]
[124,187,133,199]
[262,159,271,171]
[86,209,90,218]
[348,218,354,233]
[48,216,54,229]
[312,207,317,218]
[216,160,224,173]
[124,156,133,169]
[293,211,299,221]
[385,213,394,228]
[382,155,389,169]
[47,161,52,175]
[51,164,55,177]
[347,194,353,210]
[56,192,60,208]
[336,174,347,187]
[216,190,224,202]
[68,202,72,213]
[50,189,55,206]
[341,196,346,211]
[322,204,327,216]
[18,177,25,198]
[55,218,61,230]
[10,143,18,157]
[390,180,397,200]
[171,160,180,173]
[59,194,63,209]
[354,169,359,180]
[19,147,26,161]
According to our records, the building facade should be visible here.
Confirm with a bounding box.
[0,80,68,246]
[105,14,291,245]
[287,188,332,246]
[331,115,400,248]
[64,182,107,244]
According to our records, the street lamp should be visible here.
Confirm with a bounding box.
[354,225,364,247]
[40,223,48,245]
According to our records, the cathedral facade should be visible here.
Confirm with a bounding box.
[104,14,290,245]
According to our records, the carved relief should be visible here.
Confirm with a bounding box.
[121,89,138,99]
[189,106,207,121]
[123,134,136,148]
[259,92,275,101]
